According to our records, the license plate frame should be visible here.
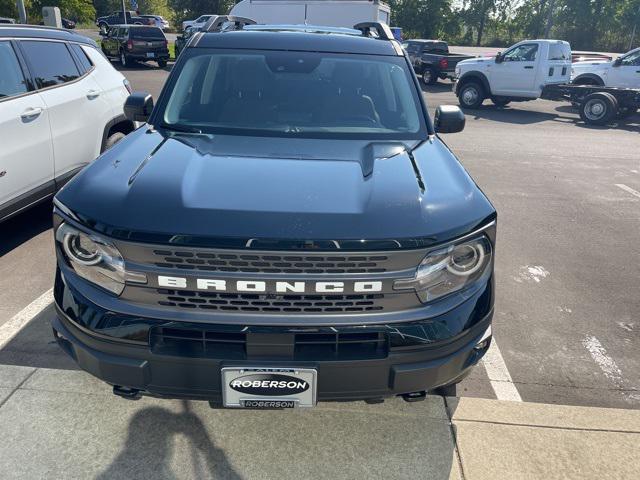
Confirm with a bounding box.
[222,367,317,409]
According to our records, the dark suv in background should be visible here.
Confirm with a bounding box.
[101,25,169,68]
[96,11,153,32]
[52,18,495,409]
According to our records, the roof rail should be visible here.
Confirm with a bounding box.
[353,22,394,41]
[203,15,256,33]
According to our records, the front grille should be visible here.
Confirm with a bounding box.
[156,289,385,313]
[149,325,388,360]
[151,250,389,274]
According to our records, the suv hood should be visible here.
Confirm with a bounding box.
[57,128,495,247]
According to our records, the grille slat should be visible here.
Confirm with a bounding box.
[150,326,388,360]
[151,249,389,274]
[156,289,385,313]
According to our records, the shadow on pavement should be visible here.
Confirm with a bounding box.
[97,401,242,480]
[0,201,52,257]
[0,304,76,370]
[421,82,454,94]
[114,61,174,73]
[463,104,640,131]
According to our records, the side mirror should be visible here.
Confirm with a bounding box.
[434,105,465,134]
[99,30,107,37]
[613,57,622,67]
[124,92,154,123]
[495,52,503,63]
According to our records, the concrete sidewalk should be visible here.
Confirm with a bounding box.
[0,364,638,479]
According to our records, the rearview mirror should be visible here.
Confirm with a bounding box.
[613,57,622,67]
[495,52,503,63]
[124,92,154,123]
[434,105,465,134]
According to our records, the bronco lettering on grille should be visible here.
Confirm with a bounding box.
[157,275,383,293]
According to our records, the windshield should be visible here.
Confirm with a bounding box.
[160,49,426,139]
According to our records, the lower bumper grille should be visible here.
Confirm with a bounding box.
[156,289,385,313]
[150,326,389,361]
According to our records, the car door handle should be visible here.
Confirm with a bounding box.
[87,90,101,99]
[20,107,44,119]
[524,66,534,69]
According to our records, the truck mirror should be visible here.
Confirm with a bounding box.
[124,92,154,123]
[434,105,465,134]
[612,57,622,67]
[495,52,503,63]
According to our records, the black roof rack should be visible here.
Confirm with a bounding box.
[353,22,394,41]
[203,15,256,33]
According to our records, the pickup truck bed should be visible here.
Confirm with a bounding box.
[415,52,475,85]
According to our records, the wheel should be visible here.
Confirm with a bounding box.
[458,82,485,109]
[158,59,167,68]
[102,132,125,153]
[579,92,618,125]
[617,106,638,119]
[421,67,437,86]
[491,97,511,107]
[120,50,129,68]
[433,383,457,397]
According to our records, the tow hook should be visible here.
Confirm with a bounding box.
[113,385,142,400]
[402,391,427,402]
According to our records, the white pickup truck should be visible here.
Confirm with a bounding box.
[454,39,572,108]
[571,47,640,88]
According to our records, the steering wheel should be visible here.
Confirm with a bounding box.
[340,114,378,125]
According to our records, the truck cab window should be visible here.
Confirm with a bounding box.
[503,44,538,62]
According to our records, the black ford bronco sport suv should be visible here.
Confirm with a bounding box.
[52,18,496,408]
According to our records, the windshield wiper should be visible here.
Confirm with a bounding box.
[157,123,203,134]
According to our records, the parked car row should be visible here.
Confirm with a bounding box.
[0,25,134,222]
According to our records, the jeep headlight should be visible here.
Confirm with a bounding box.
[394,235,492,303]
[55,222,126,295]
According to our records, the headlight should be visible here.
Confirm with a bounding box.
[393,235,492,303]
[55,223,126,295]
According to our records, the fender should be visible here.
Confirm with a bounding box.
[456,71,492,96]
[571,73,605,86]
[100,115,135,153]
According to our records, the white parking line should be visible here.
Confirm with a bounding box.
[615,183,640,199]
[482,339,523,402]
[0,289,53,350]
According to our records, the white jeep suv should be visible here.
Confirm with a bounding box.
[0,25,135,222]
[571,47,640,89]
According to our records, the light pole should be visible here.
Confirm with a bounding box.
[122,0,128,24]
[16,0,27,23]
[630,5,640,50]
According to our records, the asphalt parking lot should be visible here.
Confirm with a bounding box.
[1,61,639,411]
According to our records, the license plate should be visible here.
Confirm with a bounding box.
[146,52,155,58]
[222,367,317,408]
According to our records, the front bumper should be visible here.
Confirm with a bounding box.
[126,50,169,61]
[53,268,494,403]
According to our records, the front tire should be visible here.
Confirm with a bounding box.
[458,82,485,109]
[421,67,437,86]
[120,50,129,68]
[102,132,126,153]
[579,92,618,125]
